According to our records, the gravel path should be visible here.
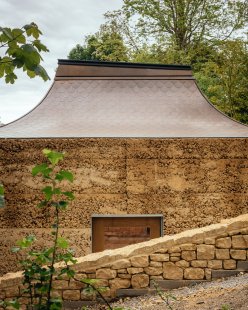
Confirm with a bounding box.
[83,272,248,310]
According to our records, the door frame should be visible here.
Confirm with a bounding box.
[91,214,164,252]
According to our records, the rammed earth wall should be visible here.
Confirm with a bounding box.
[0,138,248,275]
[0,214,248,306]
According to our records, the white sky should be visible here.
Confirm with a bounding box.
[0,0,123,124]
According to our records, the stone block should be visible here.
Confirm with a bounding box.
[0,290,5,299]
[230,249,246,260]
[111,259,131,269]
[205,237,215,245]
[150,276,163,280]
[150,254,169,262]
[232,235,248,249]
[130,255,149,267]
[144,267,163,276]
[96,269,117,279]
[5,286,19,298]
[237,261,248,271]
[18,297,30,305]
[163,262,183,280]
[170,256,180,262]
[95,279,109,287]
[149,261,162,267]
[228,230,241,236]
[180,244,196,251]
[118,274,131,279]
[241,228,248,234]
[168,246,181,253]
[127,267,143,275]
[86,273,96,279]
[205,268,212,280]
[68,279,86,289]
[197,245,215,260]
[215,249,230,259]
[63,290,80,301]
[223,260,236,270]
[80,290,96,301]
[52,280,68,290]
[181,250,196,261]
[74,273,87,281]
[175,260,190,268]
[184,268,204,280]
[208,260,222,269]
[216,237,231,248]
[51,290,62,298]
[109,278,130,290]
[117,269,127,274]
[131,274,149,289]
[170,252,181,257]
[191,260,207,268]
[155,248,168,254]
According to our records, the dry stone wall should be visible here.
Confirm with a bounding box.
[0,138,248,274]
[0,214,248,307]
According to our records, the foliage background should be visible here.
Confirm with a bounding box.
[68,0,248,124]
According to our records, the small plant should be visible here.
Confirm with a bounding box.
[78,278,128,310]
[151,280,177,310]
[0,149,130,310]
[11,149,76,309]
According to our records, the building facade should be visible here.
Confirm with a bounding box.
[0,61,247,275]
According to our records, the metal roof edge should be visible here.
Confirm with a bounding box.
[57,59,191,71]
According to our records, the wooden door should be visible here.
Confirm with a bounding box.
[92,216,162,252]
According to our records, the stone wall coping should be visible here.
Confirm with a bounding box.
[1,213,247,288]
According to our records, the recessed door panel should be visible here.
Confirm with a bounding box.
[92,216,163,252]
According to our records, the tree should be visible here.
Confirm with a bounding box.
[195,40,248,123]
[103,2,248,123]
[0,23,49,84]
[120,0,248,52]
[0,23,49,207]
[68,22,129,62]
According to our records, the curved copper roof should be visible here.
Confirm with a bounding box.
[0,60,248,138]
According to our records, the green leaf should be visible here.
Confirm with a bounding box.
[32,163,52,177]
[16,235,36,249]
[37,200,47,208]
[57,237,69,249]
[33,39,49,52]
[34,64,50,81]
[62,191,75,200]
[59,267,75,278]
[5,72,17,84]
[5,299,20,309]
[49,298,63,310]
[12,246,20,253]
[0,184,4,195]
[56,170,74,183]
[26,69,36,78]
[43,149,64,166]
[21,43,37,54]
[12,28,26,44]
[2,27,13,40]
[81,278,99,285]
[58,200,68,209]
[42,186,53,200]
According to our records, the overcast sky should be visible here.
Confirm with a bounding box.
[0,0,123,124]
